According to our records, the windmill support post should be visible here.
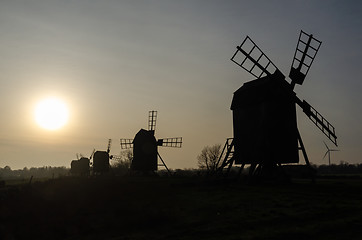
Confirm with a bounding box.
[296,129,311,167]
[157,152,171,174]
[216,138,236,175]
[296,129,316,181]
[215,139,230,170]
[216,138,246,178]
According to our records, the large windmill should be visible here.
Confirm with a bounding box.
[120,111,182,173]
[218,30,338,177]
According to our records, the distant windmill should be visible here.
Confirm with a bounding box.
[93,139,112,174]
[323,141,339,166]
[218,30,338,178]
[71,149,94,176]
[120,111,182,173]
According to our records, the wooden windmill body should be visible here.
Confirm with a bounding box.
[93,139,112,174]
[132,129,158,171]
[231,73,299,166]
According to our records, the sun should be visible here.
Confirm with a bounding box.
[34,97,69,130]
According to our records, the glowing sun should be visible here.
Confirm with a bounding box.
[35,97,69,130]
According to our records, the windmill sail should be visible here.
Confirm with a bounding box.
[289,30,322,86]
[148,110,157,132]
[157,137,182,148]
[231,36,282,79]
[295,98,337,146]
[120,138,133,149]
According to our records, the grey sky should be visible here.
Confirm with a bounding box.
[0,0,361,169]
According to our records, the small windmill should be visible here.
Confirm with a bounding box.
[218,30,338,177]
[93,139,112,174]
[71,149,94,176]
[323,141,339,166]
[120,111,182,173]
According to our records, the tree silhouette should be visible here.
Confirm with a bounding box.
[197,144,222,174]
[112,150,133,175]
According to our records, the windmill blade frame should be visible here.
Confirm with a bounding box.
[289,30,322,86]
[148,110,157,132]
[157,137,183,148]
[120,139,134,149]
[231,36,282,79]
[296,98,337,146]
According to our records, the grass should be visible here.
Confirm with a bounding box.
[1,176,362,239]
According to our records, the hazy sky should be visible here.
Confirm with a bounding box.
[0,0,361,170]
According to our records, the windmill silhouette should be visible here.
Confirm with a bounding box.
[218,30,338,177]
[323,141,339,166]
[120,111,182,173]
[93,139,112,174]
[71,149,94,176]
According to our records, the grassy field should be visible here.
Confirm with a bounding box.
[1,175,362,239]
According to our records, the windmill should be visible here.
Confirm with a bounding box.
[120,111,182,173]
[218,30,338,177]
[93,139,112,174]
[71,149,94,176]
[323,141,339,166]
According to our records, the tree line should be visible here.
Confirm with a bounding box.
[0,145,361,180]
[0,166,69,180]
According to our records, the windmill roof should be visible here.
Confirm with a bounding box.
[133,128,156,144]
[231,73,294,110]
